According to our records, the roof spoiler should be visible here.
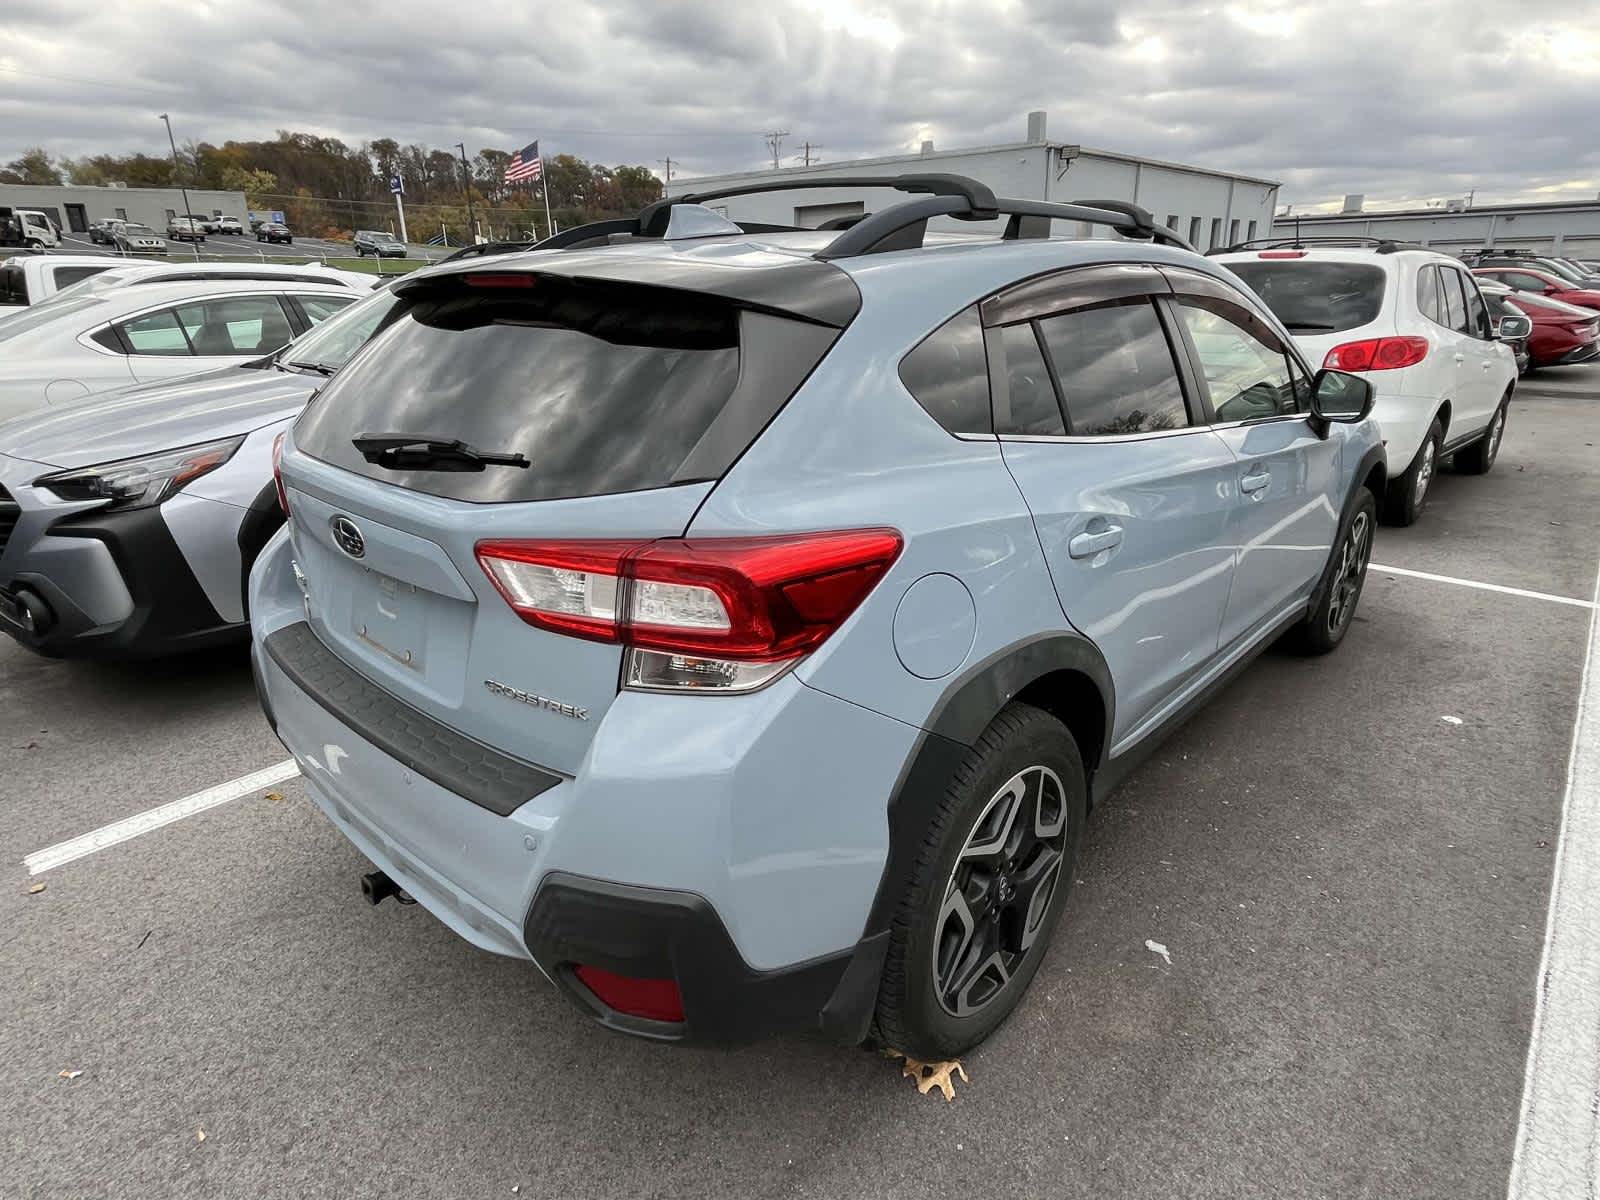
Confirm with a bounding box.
[529,172,1194,261]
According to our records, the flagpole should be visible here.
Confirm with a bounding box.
[540,160,555,237]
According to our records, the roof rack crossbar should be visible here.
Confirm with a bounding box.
[635,173,1000,237]
[1207,235,1429,256]
[816,195,1195,260]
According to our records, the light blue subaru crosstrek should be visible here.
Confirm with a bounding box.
[249,175,1384,1058]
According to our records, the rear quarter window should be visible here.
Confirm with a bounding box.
[1223,261,1386,333]
[295,277,834,504]
[898,306,991,435]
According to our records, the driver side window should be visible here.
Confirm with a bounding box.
[1174,297,1299,421]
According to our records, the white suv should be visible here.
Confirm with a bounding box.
[1216,242,1519,525]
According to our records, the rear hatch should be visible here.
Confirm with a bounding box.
[1219,255,1392,367]
[281,259,850,776]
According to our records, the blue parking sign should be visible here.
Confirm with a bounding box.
[389,175,404,195]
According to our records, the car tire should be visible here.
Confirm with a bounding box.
[873,702,1087,1060]
[1291,486,1376,655]
[1383,418,1442,527]
[1456,399,1509,476]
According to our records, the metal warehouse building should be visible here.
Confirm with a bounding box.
[670,112,1280,249]
[1270,199,1600,259]
[0,183,248,236]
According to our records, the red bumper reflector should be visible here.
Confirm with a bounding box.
[573,965,686,1022]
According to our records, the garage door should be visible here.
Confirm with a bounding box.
[794,201,865,229]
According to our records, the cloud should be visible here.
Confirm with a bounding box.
[2,0,1596,209]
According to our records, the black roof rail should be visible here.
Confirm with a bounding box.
[816,195,1195,260]
[1207,235,1428,256]
[635,174,999,236]
[502,172,1193,264]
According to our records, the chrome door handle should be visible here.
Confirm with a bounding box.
[1068,525,1124,559]
[1240,470,1271,496]
[1454,353,1466,364]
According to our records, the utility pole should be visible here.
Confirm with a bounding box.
[763,130,789,170]
[1465,188,1476,209]
[658,156,676,186]
[455,142,478,244]
[795,142,822,167]
[157,113,194,227]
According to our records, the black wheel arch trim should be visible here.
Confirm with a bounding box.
[850,631,1114,1004]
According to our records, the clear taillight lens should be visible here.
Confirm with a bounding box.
[475,540,635,643]
[475,529,903,692]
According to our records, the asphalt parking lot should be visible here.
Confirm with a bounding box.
[2,368,1597,1199]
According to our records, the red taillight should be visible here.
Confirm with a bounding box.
[271,431,290,515]
[573,965,685,1023]
[1258,250,1307,258]
[1323,336,1429,371]
[475,529,903,691]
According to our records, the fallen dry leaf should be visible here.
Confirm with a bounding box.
[28,883,45,895]
[263,791,284,803]
[894,1053,970,1101]
[57,1069,82,1081]
[196,1128,207,1144]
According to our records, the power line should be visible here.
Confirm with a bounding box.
[763,130,789,170]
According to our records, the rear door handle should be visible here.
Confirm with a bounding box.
[1240,469,1271,496]
[1454,352,1466,365]
[1068,525,1124,559]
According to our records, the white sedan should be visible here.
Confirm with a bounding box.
[0,279,358,423]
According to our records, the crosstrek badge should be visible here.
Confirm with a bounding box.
[483,679,589,721]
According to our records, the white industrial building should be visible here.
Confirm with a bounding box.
[0,183,249,236]
[670,112,1280,249]
[1270,199,1600,259]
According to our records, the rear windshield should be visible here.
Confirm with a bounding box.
[1224,261,1386,333]
[295,277,769,503]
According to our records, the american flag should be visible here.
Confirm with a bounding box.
[505,140,543,185]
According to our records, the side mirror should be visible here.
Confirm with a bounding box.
[1308,368,1374,434]
[1496,314,1533,340]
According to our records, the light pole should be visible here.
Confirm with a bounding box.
[455,143,478,245]
[156,115,195,254]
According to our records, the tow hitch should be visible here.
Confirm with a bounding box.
[361,870,416,906]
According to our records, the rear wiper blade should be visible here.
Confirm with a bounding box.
[1282,321,1336,331]
[351,432,531,473]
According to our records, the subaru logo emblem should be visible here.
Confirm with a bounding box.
[330,515,366,559]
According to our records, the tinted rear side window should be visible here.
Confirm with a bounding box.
[998,323,1065,436]
[1037,300,1187,436]
[1224,261,1386,333]
[898,305,991,435]
[296,279,773,503]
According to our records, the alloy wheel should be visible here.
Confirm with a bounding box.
[1488,409,1505,465]
[1414,440,1437,506]
[1326,510,1372,635]
[932,765,1067,1018]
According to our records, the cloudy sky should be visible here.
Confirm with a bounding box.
[3,0,1597,212]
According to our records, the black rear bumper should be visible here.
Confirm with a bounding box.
[523,872,888,1046]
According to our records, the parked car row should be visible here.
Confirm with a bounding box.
[0,182,1529,1063]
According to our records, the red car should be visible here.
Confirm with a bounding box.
[1472,265,1600,312]
[1476,277,1600,368]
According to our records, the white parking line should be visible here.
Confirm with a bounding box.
[1371,563,1597,610]
[22,759,300,876]
[1508,557,1600,1198]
